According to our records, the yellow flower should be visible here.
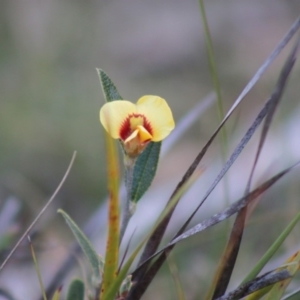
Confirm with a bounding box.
[100,95,175,157]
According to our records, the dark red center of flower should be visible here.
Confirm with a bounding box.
[119,113,153,141]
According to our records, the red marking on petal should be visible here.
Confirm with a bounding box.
[143,116,153,136]
[119,113,153,141]
[119,117,131,141]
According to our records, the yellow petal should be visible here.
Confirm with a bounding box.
[136,96,175,141]
[100,100,136,139]
[137,125,152,142]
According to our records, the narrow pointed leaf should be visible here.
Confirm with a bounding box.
[97,69,123,102]
[66,279,85,300]
[58,209,101,281]
[131,142,161,203]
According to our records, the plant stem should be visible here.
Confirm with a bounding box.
[120,156,136,243]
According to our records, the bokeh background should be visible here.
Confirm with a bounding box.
[1,1,300,299]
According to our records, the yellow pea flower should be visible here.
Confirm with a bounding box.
[100,95,175,157]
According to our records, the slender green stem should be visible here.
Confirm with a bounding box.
[198,3,232,275]
[198,0,226,132]
[198,0,230,209]
[120,156,136,243]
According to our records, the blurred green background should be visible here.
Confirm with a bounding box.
[1,1,300,299]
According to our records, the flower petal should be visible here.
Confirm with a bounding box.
[124,128,139,144]
[136,96,175,141]
[137,125,152,142]
[100,100,136,139]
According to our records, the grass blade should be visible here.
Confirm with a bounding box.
[198,0,226,146]
[222,16,300,122]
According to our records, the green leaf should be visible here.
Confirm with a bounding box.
[97,69,123,102]
[131,142,161,203]
[58,209,101,282]
[66,279,85,300]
